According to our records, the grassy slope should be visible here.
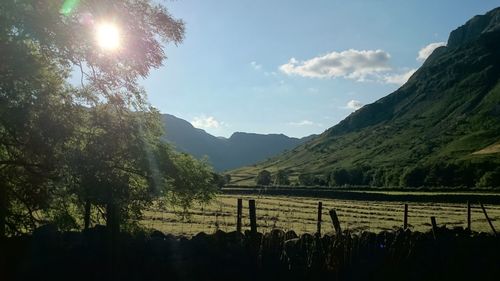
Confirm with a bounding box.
[473,141,500,155]
[231,17,500,185]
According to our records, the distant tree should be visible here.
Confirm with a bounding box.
[400,166,426,187]
[224,174,231,185]
[423,163,441,187]
[384,169,402,187]
[313,175,328,186]
[256,170,272,186]
[422,162,460,187]
[369,168,386,187]
[273,170,290,186]
[454,162,476,187]
[330,169,350,186]
[477,168,500,188]
[348,167,364,185]
[211,173,226,189]
[298,173,315,186]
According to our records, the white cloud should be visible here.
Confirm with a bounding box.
[288,120,322,127]
[191,116,221,129]
[417,42,446,62]
[250,61,262,70]
[279,49,391,81]
[383,68,417,85]
[345,100,364,110]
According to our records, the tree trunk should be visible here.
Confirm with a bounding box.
[84,200,91,230]
[0,185,5,281]
[105,200,120,280]
[0,184,6,239]
[106,201,120,237]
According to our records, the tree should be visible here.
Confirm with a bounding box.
[329,169,350,186]
[0,0,218,236]
[298,173,327,186]
[211,173,227,189]
[347,167,364,185]
[298,173,315,186]
[400,166,426,187]
[477,168,500,188]
[224,174,231,185]
[68,106,171,233]
[0,0,184,104]
[159,151,218,214]
[0,36,82,235]
[255,170,272,186]
[273,170,290,186]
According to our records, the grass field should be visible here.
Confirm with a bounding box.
[141,193,500,237]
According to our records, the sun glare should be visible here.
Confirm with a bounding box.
[95,22,121,51]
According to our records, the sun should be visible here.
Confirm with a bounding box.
[95,22,121,51]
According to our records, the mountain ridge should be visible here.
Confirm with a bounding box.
[160,114,315,171]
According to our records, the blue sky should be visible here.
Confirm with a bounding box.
[140,0,500,138]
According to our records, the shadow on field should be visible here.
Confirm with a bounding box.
[223,187,500,204]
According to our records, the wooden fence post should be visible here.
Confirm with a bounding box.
[430,216,437,239]
[249,199,257,234]
[236,198,242,232]
[317,202,322,236]
[404,204,408,230]
[329,209,342,235]
[467,201,471,231]
[480,202,497,236]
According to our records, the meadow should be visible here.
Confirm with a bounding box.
[141,193,500,236]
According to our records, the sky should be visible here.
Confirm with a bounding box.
[140,0,500,138]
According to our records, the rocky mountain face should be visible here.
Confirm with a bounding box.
[447,7,500,48]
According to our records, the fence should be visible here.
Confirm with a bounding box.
[233,198,497,237]
[142,194,500,236]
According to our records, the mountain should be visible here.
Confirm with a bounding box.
[160,114,315,171]
[231,7,500,187]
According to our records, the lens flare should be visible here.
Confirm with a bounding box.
[95,22,121,51]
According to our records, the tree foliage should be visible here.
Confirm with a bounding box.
[273,170,290,186]
[162,152,218,211]
[255,170,272,186]
[0,0,218,236]
[476,168,500,188]
[298,174,315,186]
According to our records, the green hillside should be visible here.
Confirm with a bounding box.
[231,8,500,188]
